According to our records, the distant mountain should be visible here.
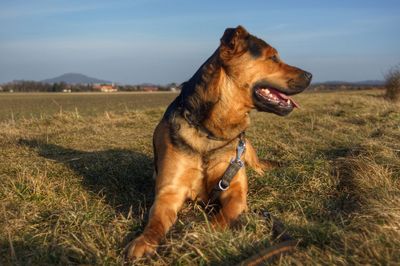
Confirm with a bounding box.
[41,73,111,84]
[315,80,384,86]
[355,80,385,86]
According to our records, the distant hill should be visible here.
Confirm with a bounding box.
[41,73,111,84]
[314,80,384,86]
[308,79,385,92]
[356,80,385,86]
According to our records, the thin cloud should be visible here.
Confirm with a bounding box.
[0,2,107,19]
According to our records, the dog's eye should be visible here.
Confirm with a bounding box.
[268,55,279,63]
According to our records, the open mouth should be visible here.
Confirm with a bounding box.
[256,87,299,108]
[253,86,300,116]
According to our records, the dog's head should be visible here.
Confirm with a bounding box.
[219,25,312,116]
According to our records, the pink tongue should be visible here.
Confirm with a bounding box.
[276,91,300,108]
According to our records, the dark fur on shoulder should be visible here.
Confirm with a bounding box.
[165,50,220,126]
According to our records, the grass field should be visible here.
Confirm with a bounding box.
[0,92,178,122]
[0,90,399,265]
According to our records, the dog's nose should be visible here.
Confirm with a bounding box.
[302,71,313,81]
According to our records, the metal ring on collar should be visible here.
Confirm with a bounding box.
[218,180,229,191]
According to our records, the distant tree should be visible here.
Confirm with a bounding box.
[51,83,59,92]
[384,64,400,102]
[50,82,67,92]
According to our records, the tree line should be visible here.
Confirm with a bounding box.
[1,81,93,92]
[0,81,179,92]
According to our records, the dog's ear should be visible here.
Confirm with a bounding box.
[220,25,249,59]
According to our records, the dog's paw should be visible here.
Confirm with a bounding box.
[210,213,230,230]
[124,235,156,260]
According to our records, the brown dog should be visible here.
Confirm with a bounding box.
[125,25,312,259]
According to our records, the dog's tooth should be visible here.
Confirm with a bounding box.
[262,89,270,94]
[286,99,290,104]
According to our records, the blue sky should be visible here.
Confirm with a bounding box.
[0,0,399,84]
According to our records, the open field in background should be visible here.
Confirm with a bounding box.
[0,90,399,265]
[0,92,178,122]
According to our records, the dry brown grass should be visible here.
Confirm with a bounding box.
[0,92,178,122]
[0,90,399,265]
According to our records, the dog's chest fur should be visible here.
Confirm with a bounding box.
[164,115,244,201]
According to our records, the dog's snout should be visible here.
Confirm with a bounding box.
[302,71,312,81]
[288,70,312,92]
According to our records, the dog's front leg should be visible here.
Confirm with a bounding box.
[212,171,248,228]
[125,188,186,259]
